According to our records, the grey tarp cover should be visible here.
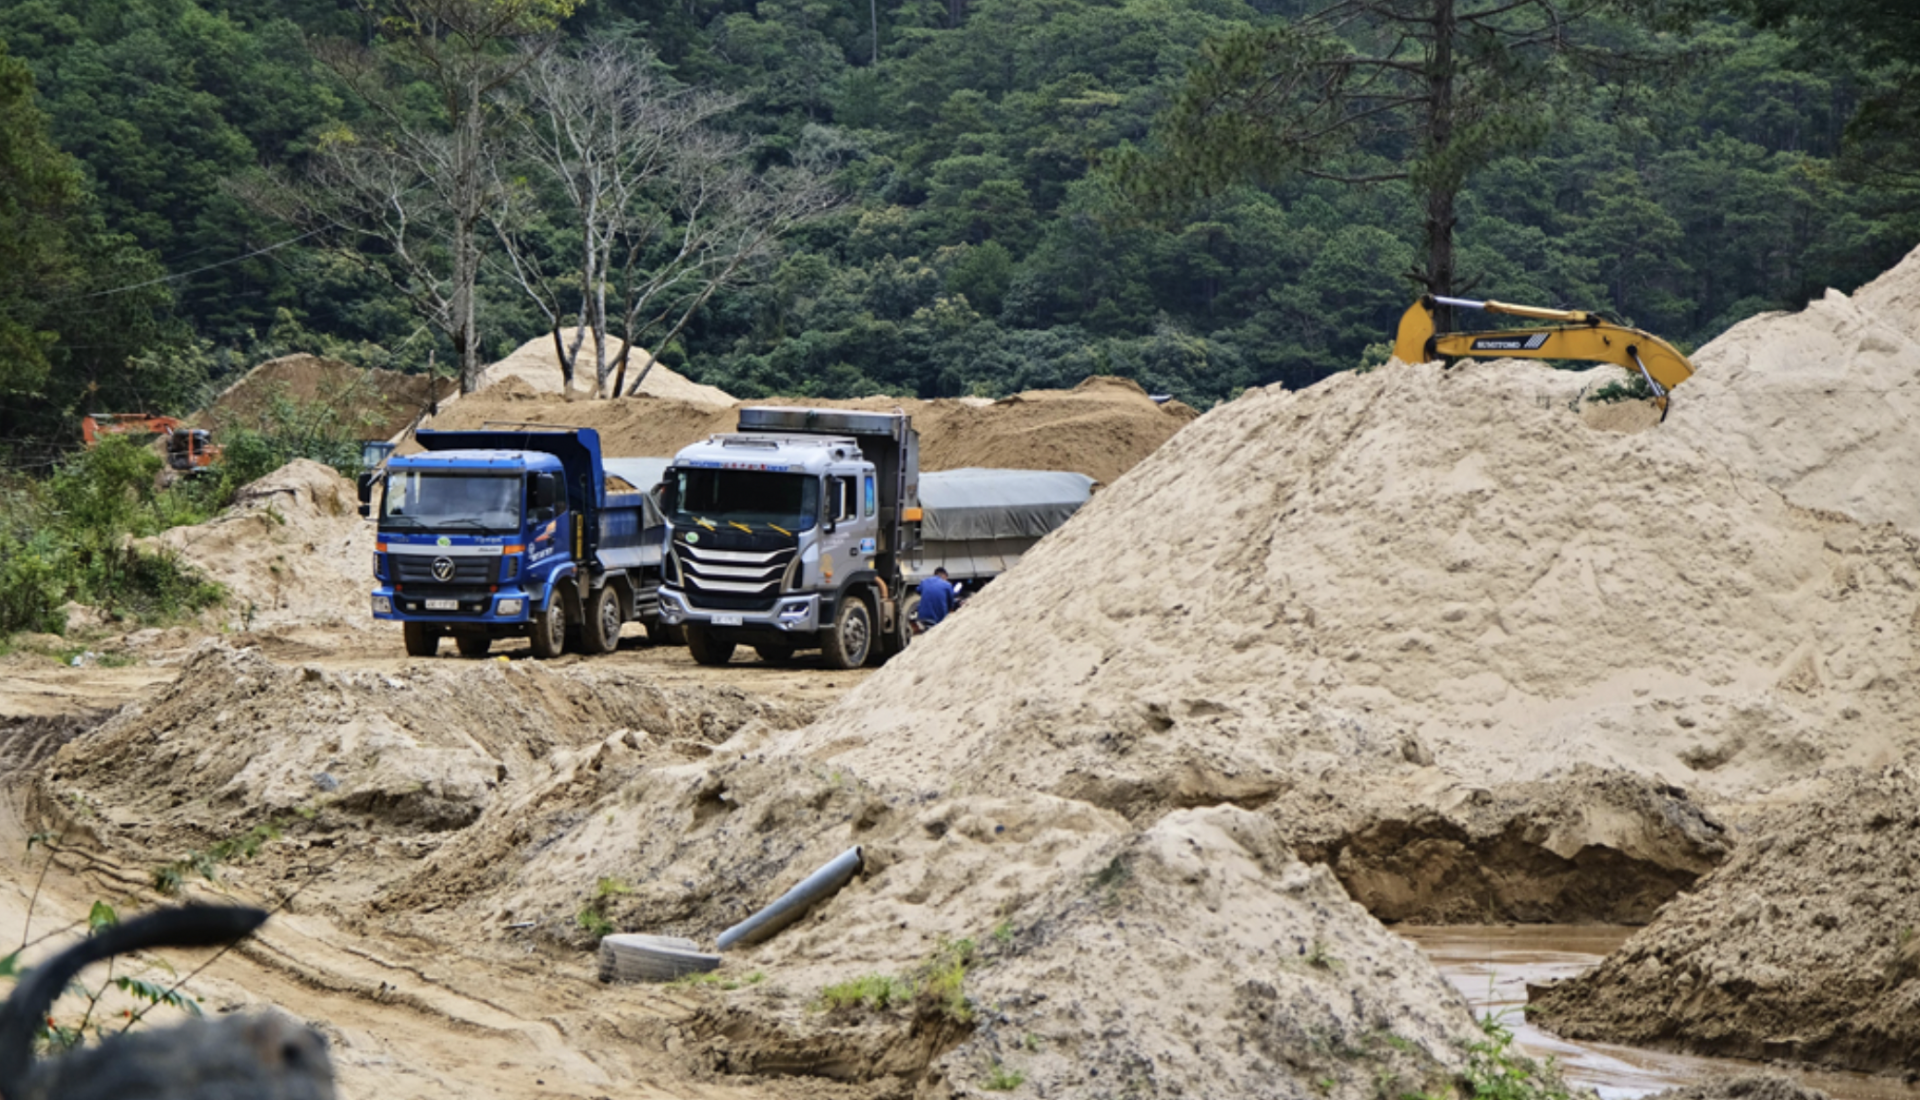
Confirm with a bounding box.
[919,467,1095,540]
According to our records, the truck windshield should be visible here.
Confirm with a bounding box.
[671,469,819,532]
[380,472,522,534]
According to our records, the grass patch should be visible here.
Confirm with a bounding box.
[670,970,765,991]
[982,1060,1025,1091]
[813,936,980,1021]
[816,973,914,1012]
[1411,1014,1572,1100]
[151,820,285,895]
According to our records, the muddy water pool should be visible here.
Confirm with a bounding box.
[1400,925,1920,1100]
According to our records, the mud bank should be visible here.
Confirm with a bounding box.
[1532,763,1920,1077]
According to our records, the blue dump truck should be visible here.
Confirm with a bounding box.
[357,426,670,659]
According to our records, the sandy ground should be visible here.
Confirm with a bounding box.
[7,243,1919,1097]
[1,629,874,1100]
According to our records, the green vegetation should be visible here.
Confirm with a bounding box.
[982,1060,1026,1091]
[0,437,226,635]
[0,0,1909,464]
[670,969,766,990]
[1412,1014,1573,1100]
[0,379,388,638]
[151,820,287,896]
[816,972,915,1012]
[814,936,979,1021]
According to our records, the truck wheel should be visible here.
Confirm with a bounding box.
[755,644,796,665]
[685,625,736,666]
[876,591,914,664]
[582,586,622,655]
[454,634,491,658]
[529,597,566,658]
[821,596,872,670]
[402,622,440,657]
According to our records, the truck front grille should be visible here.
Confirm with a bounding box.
[393,554,494,585]
[673,542,794,607]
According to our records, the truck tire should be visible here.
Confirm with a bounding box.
[755,644,797,665]
[402,622,440,657]
[685,624,736,666]
[597,934,720,984]
[876,590,913,663]
[582,586,622,655]
[529,597,566,658]
[642,618,684,647]
[454,634,491,658]
[820,596,872,670]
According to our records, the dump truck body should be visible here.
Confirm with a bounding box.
[363,427,668,658]
[656,407,920,669]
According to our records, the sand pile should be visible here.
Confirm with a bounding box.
[1532,761,1920,1075]
[204,354,454,442]
[420,375,1196,485]
[375,744,1487,1097]
[43,643,1493,1098]
[1671,242,1920,536]
[314,352,1920,1091]
[473,329,736,407]
[783,359,1919,817]
[146,459,373,629]
[42,644,813,903]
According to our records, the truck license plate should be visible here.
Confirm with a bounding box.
[713,614,744,626]
[425,599,458,611]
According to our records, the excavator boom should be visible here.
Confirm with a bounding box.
[1393,295,1694,412]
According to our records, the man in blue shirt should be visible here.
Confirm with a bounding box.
[916,567,955,631]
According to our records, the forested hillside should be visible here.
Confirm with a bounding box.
[0,0,1914,454]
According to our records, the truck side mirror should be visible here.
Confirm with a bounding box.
[355,472,377,518]
[824,477,837,534]
[656,482,677,516]
[531,472,559,515]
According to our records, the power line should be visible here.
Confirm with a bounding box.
[64,227,329,301]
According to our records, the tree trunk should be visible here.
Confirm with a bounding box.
[549,325,572,395]
[454,81,485,394]
[1425,0,1458,334]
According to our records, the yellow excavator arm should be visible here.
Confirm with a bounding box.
[1393,295,1694,413]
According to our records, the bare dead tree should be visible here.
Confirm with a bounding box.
[493,39,843,399]
[287,0,575,394]
[492,41,737,397]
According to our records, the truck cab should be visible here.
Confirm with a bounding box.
[655,408,919,669]
[362,427,666,659]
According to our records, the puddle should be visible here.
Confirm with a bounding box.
[1399,925,1920,1100]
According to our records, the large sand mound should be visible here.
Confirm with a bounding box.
[474,329,736,407]
[420,375,1197,486]
[783,359,1918,817]
[146,459,374,629]
[203,354,454,442]
[1671,242,1920,536]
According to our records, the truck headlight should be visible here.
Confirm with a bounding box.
[371,595,392,614]
[778,601,808,621]
[497,598,524,616]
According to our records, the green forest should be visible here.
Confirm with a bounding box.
[1,0,1915,459]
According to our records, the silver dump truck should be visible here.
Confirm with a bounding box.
[654,407,1093,669]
